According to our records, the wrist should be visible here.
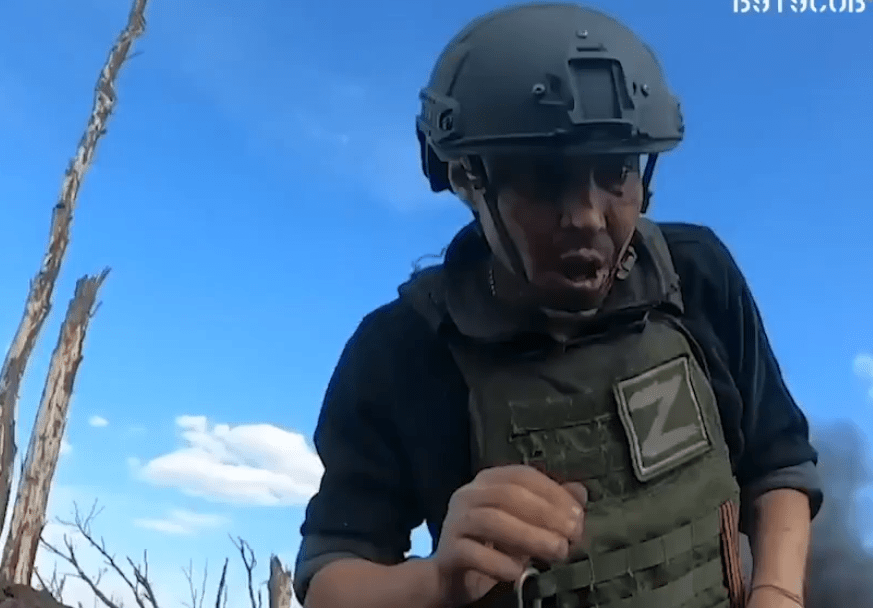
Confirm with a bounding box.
[411,557,452,608]
[750,573,803,598]
[748,582,804,607]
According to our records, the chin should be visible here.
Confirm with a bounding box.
[532,274,610,312]
[540,288,609,314]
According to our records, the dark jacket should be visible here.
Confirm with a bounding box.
[292,222,822,604]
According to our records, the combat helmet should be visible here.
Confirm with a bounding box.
[416,2,684,276]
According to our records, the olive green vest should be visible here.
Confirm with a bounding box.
[402,220,743,608]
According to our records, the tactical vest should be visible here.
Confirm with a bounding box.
[401,219,745,608]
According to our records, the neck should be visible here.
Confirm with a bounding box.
[488,244,638,341]
[541,307,599,343]
[488,261,602,341]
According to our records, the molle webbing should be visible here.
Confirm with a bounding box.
[526,509,725,607]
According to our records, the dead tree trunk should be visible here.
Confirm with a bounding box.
[0,0,149,535]
[267,556,291,608]
[0,273,109,585]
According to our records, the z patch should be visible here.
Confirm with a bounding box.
[614,356,712,483]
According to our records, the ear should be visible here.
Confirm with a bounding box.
[448,160,480,209]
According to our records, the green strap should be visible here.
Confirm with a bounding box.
[635,218,684,313]
[531,509,721,599]
[602,557,726,608]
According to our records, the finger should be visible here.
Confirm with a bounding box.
[561,482,588,543]
[492,542,531,569]
[561,482,589,508]
[462,481,581,541]
[460,506,570,564]
[449,537,527,582]
[479,465,585,519]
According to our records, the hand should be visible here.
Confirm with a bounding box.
[747,584,804,608]
[428,465,586,607]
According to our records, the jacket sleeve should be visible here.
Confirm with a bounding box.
[293,307,423,604]
[702,228,823,530]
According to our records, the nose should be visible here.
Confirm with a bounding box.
[558,176,607,231]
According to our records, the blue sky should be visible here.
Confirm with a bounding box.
[1,0,872,605]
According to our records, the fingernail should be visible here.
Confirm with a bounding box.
[572,504,583,517]
[554,539,568,559]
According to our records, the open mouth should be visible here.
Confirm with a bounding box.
[553,250,611,292]
[560,256,603,281]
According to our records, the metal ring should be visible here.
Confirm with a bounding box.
[516,567,541,608]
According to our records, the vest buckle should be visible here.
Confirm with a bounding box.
[516,567,542,608]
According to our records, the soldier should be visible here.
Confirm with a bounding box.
[294,3,822,608]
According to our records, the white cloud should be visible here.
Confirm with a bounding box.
[133,416,323,506]
[88,415,108,428]
[854,352,873,400]
[60,437,72,456]
[133,509,229,536]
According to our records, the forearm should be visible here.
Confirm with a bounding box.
[305,557,445,608]
[747,488,811,596]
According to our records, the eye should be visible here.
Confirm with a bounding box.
[528,162,567,200]
[592,156,634,193]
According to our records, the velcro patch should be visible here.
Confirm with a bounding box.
[614,356,711,483]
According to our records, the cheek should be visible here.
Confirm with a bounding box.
[605,202,639,244]
[606,183,643,244]
[498,195,558,270]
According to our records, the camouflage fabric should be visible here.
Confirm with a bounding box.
[405,221,741,608]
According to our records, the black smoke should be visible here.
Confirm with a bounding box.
[741,420,873,606]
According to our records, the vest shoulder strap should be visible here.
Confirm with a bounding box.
[636,217,684,313]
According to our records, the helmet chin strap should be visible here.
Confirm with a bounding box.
[468,156,530,281]
[475,153,659,286]
[640,153,658,214]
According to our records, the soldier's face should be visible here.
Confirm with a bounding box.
[480,153,644,312]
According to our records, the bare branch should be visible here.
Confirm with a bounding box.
[33,567,48,593]
[40,536,121,608]
[55,568,68,600]
[0,0,149,542]
[213,558,228,608]
[181,561,194,608]
[59,503,143,608]
[181,560,207,608]
[198,561,207,608]
[125,552,158,608]
[40,502,157,608]
[230,536,258,608]
[34,562,69,603]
